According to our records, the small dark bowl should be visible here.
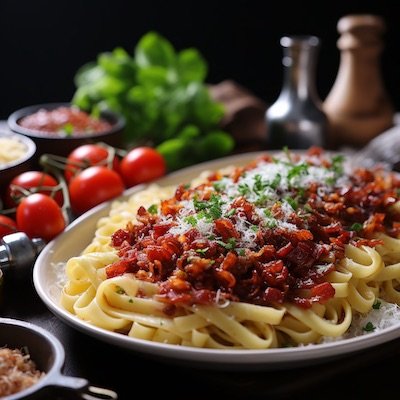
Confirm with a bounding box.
[0,318,117,399]
[7,102,125,164]
[0,131,36,188]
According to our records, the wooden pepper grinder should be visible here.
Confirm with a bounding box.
[323,14,394,148]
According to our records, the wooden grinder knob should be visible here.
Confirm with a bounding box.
[323,14,394,148]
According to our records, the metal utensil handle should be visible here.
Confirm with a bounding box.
[82,385,118,400]
[52,375,118,399]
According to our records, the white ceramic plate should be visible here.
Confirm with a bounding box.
[33,151,400,370]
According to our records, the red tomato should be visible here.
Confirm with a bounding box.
[5,171,63,208]
[64,144,119,182]
[0,215,18,238]
[69,166,124,215]
[16,193,65,241]
[120,147,166,188]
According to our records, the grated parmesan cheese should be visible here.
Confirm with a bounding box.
[0,347,44,396]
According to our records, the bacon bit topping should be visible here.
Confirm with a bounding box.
[106,148,400,311]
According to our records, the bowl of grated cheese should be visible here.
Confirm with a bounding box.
[0,131,36,188]
[0,318,118,399]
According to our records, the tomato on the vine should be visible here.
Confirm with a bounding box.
[69,166,124,215]
[5,171,63,208]
[0,215,18,238]
[16,193,65,241]
[64,144,119,182]
[120,146,166,188]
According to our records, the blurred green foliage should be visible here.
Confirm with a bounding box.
[72,32,234,171]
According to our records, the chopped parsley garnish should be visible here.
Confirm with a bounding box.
[287,163,309,181]
[238,183,251,196]
[184,215,197,226]
[128,298,133,303]
[264,209,273,217]
[225,208,236,217]
[216,237,236,250]
[62,123,74,136]
[331,154,345,175]
[115,286,126,295]
[362,322,376,332]
[253,174,268,194]
[196,247,209,254]
[269,173,281,190]
[349,222,363,232]
[372,300,381,310]
[251,225,259,232]
[213,181,226,192]
[193,194,224,221]
[237,248,246,256]
[325,176,335,186]
[183,183,191,190]
[303,204,313,213]
[147,204,158,214]
[284,196,298,210]
[266,219,277,228]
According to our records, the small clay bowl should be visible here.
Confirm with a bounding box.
[7,102,125,164]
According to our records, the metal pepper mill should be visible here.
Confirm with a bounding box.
[0,232,46,273]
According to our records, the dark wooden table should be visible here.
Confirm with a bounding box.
[1,270,400,400]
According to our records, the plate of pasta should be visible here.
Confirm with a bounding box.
[33,148,400,368]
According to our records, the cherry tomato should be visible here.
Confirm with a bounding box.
[0,215,18,238]
[120,147,166,188]
[69,166,124,215]
[5,171,63,208]
[16,193,65,241]
[64,144,119,182]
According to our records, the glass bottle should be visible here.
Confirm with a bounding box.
[265,35,328,149]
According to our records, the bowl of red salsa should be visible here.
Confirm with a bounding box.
[8,103,125,162]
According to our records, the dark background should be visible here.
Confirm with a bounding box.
[0,0,399,119]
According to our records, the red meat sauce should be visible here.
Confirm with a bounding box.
[105,148,400,313]
[19,106,112,136]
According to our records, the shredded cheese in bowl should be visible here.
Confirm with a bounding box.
[0,347,44,397]
[0,137,27,167]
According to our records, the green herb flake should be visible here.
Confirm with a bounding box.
[372,300,381,310]
[147,204,158,214]
[284,196,298,210]
[183,183,191,190]
[266,219,277,229]
[115,286,126,295]
[349,222,363,232]
[331,154,345,175]
[287,163,309,181]
[184,215,197,226]
[238,183,251,196]
[193,194,224,221]
[237,248,245,256]
[269,173,281,190]
[213,181,226,192]
[303,204,313,213]
[128,298,134,303]
[264,209,272,217]
[362,322,376,332]
[196,247,209,255]
[251,225,259,232]
[225,208,236,217]
[216,237,236,250]
[62,123,74,136]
